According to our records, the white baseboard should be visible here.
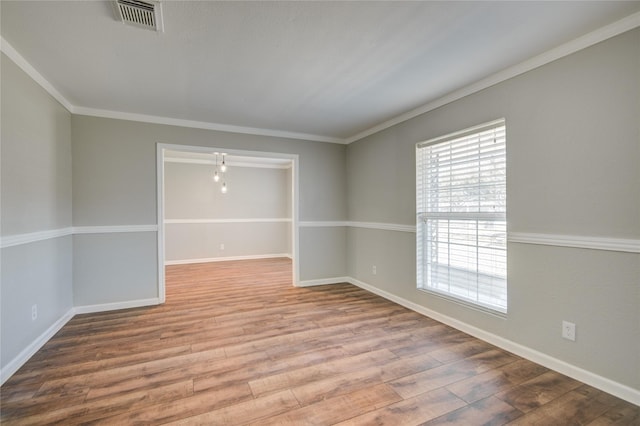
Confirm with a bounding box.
[4,276,637,405]
[0,308,75,385]
[296,277,350,287]
[73,298,161,315]
[165,254,292,266]
[346,276,640,406]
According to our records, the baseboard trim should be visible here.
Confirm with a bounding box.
[347,276,640,406]
[3,274,637,404]
[0,308,75,385]
[1,298,162,384]
[165,254,292,266]
[296,277,350,287]
[74,298,161,315]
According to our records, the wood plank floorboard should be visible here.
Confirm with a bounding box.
[1,258,638,425]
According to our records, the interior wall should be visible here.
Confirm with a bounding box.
[346,28,640,391]
[0,54,74,373]
[71,115,347,305]
[164,162,291,263]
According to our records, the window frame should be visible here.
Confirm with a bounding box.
[416,118,507,315]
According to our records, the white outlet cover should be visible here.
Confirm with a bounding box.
[562,320,576,341]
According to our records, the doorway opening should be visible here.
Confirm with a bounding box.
[156,143,299,303]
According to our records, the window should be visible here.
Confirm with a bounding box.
[416,119,507,313]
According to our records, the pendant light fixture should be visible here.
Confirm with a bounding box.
[212,152,229,194]
[220,153,227,172]
[213,153,220,182]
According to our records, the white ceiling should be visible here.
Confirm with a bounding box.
[2,1,640,143]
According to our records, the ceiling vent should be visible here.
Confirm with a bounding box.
[114,0,164,32]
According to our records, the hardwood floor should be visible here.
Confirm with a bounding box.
[1,257,638,425]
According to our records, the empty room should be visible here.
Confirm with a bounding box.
[1,1,639,424]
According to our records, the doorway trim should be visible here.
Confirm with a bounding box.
[156,143,300,303]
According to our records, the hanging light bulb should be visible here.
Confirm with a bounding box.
[220,153,227,172]
[221,181,228,194]
[213,153,220,181]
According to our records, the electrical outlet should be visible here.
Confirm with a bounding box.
[562,321,576,341]
[31,304,38,321]
[372,265,377,275]
[220,243,225,250]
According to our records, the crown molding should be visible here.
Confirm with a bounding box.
[72,106,345,144]
[0,37,74,111]
[345,11,640,144]
[0,36,344,145]
[4,10,639,147]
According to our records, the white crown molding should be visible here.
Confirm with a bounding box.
[72,106,345,144]
[165,218,291,224]
[0,227,73,249]
[72,225,158,234]
[0,36,344,145]
[0,308,74,385]
[347,276,640,406]
[345,11,640,143]
[165,253,291,266]
[5,11,639,146]
[509,232,640,254]
[0,37,74,112]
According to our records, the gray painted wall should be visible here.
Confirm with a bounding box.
[1,54,74,370]
[164,162,291,262]
[2,23,638,397]
[71,115,347,305]
[346,28,640,390]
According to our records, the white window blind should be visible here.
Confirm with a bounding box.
[416,119,507,313]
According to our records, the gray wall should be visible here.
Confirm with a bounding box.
[71,115,347,305]
[164,162,291,262]
[1,54,74,370]
[346,28,640,390]
[3,23,638,397]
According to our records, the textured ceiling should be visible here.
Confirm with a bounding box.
[2,1,640,143]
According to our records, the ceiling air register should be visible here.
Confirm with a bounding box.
[114,0,164,32]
